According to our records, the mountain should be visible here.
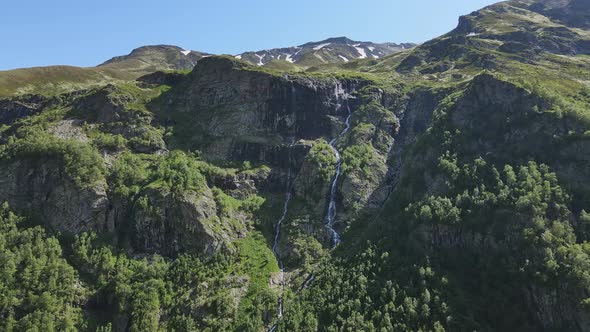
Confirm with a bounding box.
[0,45,209,97]
[235,36,415,67]
[0,38,410,97]
[98,44,210,73]
[1,0,590,331]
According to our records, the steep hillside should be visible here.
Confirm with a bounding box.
[282,1,590,331]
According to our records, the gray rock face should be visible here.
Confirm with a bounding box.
[132,187,230,257]
[523,283,590,331]
[48,119,89,143]
[449,73,589,159]
[0,160,113,233]
[0,95,55,126]
[150,57,406,248]
[136,71,186,87]
[158,56,368,162]
[0,155,246,257]
[399,0,590,74]
[450,73,590,207]
[0,76,269,258]
[73,85,135,123]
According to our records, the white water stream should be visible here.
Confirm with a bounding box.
[269,141,294,332]
[269,86,353,331]
[324,101,352,247]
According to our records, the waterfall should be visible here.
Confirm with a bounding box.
[269,83,353,332]
[269,139,295,332]
[324,85,352,247]
[300,273,315,291]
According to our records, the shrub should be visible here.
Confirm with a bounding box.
[1,131,105,188]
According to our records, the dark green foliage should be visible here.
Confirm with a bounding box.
[0,108,106,188]
[73,231,235,330]
[0,203,86,331]
[341,143,375,178]
[400,157,590,331]
[110,150,208,198]
[281,156,590,331]
[128,126,165,152]
[307,140,337,182]
[282,248,450,332]
[150,150,206,194]
[109,152,152,198]
[71,230,277,331]
[279,72,590,331]
[91,132,126,151]
[1,131,105,188]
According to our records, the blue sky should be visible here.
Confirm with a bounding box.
[1,0,498,70]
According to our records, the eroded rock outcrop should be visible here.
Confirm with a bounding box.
[155,57,367,161]
[0,95,56,126]
[132,186,233,257]
[0,159,113,233]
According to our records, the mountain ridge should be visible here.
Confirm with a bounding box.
[235,36,415,66]
[0,36,415,97]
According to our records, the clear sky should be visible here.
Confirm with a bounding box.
[1,0,499,70]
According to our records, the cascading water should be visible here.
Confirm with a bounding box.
[324,86,352,247]
[269,140,295,332]
[269,84,352,331]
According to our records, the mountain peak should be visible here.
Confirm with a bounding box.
[129,44,183,53]
[98,44,210,73]
[300,37,356,47]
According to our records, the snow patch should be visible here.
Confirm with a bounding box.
[256,53,265,66]
[286,48,302,63]
[181,50,192,56]
[313,43,331,51]
[367,46,375,52]
[338,55,349,62]
[235,54,242,59]
[466,32,479,37]
[353,44,367,59]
